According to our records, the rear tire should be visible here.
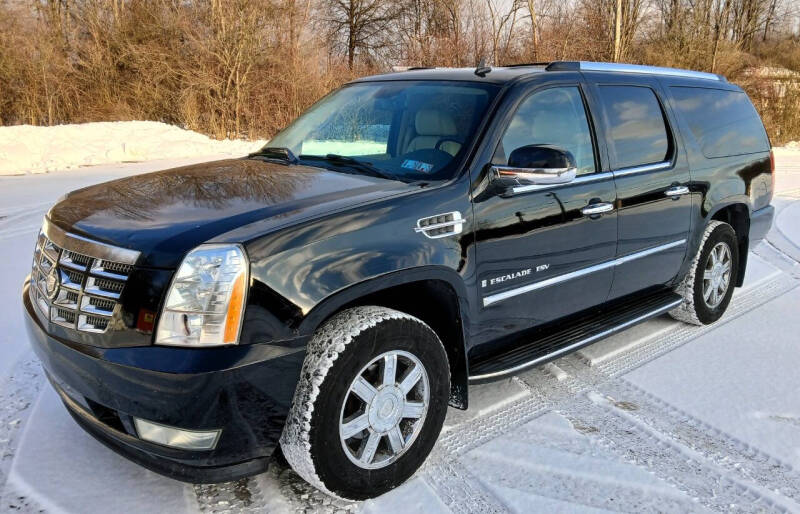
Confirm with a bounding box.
[670,221,739,325]
[280,306,450,500]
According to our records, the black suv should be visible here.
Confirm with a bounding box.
[23,61,774,500]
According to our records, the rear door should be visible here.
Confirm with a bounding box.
[584,74,691,299]
[470,79,617,349]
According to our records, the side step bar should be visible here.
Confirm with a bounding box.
[469,290,683,381]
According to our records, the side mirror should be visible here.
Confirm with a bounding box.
[491,144,577,192]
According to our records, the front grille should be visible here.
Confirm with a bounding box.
[30,230,133,334]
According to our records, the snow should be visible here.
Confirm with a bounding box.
[9,387,197,514]
[625,286,800,470]
[1,152,800,512]
[773,141,800,155]
[776,199,800,246]
[0,121,266,175]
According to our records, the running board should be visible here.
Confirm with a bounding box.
[469,290,683,381]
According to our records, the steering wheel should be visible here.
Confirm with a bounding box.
[434,138,463,153]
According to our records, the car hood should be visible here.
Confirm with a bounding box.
[47,158,409,268]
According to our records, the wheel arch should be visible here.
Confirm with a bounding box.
[298,267,471,409]
[707,202,750,287]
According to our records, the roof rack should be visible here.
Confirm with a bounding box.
[545,61,725,82]
[503,62,551,68]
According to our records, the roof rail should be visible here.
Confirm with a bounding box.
[545,61,725,82]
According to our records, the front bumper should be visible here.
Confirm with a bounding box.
[23,282,306,483]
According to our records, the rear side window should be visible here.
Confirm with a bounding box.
[598,86,670,169]
[670,87,769,158]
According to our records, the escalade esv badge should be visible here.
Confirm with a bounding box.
[482,268,533,288]
[22,61,775,501]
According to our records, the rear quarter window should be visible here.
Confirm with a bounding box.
[670,87,769,158]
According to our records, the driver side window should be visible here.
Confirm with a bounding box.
[495,86,596,175]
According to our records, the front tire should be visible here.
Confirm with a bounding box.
[670,221,739,325]
[280,306,450,500]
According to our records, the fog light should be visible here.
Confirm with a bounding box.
[133,418,221,451]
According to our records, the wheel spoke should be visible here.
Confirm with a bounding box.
[351,376,378,403]
[703,270,713,280]
[711,287,720,305]
[341,414,370,439]
[382,353,397,387]
[703,284,714,301]
[359,430,381,464]
[721,262,731,274]
[340,349,430,470]
[399,364,423,394]
[387,426,405,454]
[402,401,425,419]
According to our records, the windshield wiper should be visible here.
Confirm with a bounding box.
[248,146,298,164]
[300,154,395,180]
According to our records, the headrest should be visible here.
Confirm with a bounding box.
[415,110,457,136]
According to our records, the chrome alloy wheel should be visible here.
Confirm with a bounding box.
[703,241,732,308]
[339,350,429,469]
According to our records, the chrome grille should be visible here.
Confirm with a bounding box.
[29,222,138,334]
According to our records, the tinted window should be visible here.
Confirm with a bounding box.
[670,87,769,158]
[598,86,670,169]
[495,86,596,175]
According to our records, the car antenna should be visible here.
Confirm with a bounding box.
[475,57,491,77]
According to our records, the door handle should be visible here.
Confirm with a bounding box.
[581,202,614,216]
[665,186,690,197]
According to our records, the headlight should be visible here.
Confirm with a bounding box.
[155,244,248,347]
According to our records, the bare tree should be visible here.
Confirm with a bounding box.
[323,0,398,69]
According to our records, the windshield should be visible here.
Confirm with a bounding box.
[263,81,500,182]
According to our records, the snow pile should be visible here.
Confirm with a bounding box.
[0,121,267,175]
[774,141,800,155]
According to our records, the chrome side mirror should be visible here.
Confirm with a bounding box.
[490,165,577,186]
[490,144,577,193]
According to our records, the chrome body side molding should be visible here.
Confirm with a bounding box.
[507,171,614,195]
[482,239,686,307]
[612,161,671,177]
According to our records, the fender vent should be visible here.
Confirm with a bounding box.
[414,211,465,239]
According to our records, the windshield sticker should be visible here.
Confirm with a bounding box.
[402,159,434,173]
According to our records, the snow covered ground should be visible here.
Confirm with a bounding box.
[0,152,799,513]
[0,121,266,175]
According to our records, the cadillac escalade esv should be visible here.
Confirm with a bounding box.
[23,61,775,500]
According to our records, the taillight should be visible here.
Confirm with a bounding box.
[769,149,775,202]
[770,149,775,174]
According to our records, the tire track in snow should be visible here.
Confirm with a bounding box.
[559,392,795,513]
[414,274,796,512]
[596,378,800,505]
[428,274,792,461]
[463,441,700,513]
[422,456,508,513]
[595,275,797,377]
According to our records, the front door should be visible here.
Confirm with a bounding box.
[471,83,617,349]
[584,75,691,299]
